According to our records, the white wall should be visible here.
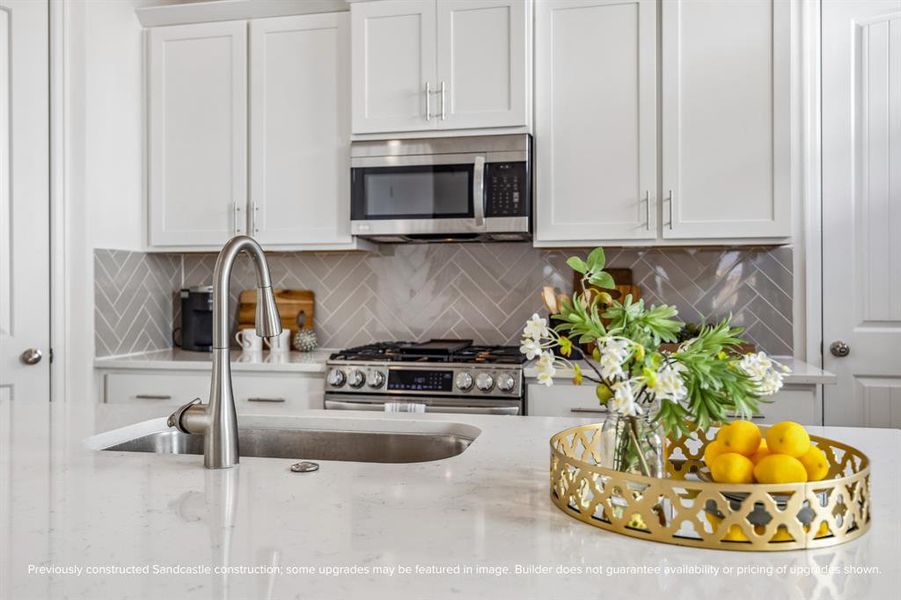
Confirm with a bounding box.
[61,0,178,403]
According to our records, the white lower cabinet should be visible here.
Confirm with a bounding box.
[101,370,324,414]
[526,381,821,426]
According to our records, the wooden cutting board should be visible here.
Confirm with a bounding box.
[238,289,314,337]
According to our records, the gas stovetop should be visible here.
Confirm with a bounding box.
[325,340,526,400]
[328,340,527,365]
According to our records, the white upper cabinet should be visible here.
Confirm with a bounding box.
[436,0,528,129]
[250,13,353,246]
[534,0,657,243]
[351,0,529,134]
[534,0,793,247]
[146,15,365,251]
[351,0,436,134]
[147,21,247,247]
[661,0,791,240]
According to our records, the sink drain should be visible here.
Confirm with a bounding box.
[290,461,319,473]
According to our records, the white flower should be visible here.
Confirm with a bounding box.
[609,380,642,416]
[596,337,632,381]
[519,337,542,360]
[738,352,788,396]
[522,313,550,342]
[535,351,557,387]
[650,362,688,404]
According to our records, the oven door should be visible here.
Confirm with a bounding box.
[324,394,522,416]
[350,153,488,238]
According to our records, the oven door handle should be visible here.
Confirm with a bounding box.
[473,155,486,228]
[324,399,520,415]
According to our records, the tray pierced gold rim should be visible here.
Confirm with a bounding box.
[549,423,871,551]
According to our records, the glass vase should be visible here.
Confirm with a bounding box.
[599,412,665,478]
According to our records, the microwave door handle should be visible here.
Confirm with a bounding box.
[473,155,486,228]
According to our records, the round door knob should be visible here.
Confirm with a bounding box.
[20,348,42,365]
[830,341,850,358]
[347,369,366,388]
[475,373,494,392]
[496,373,516,392]
[455,372,473,391]
[326,368,346,387]
[367,370,385,388]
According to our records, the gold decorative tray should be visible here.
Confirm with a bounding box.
[550,424,871,551]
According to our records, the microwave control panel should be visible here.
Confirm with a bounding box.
[484,162,529,217]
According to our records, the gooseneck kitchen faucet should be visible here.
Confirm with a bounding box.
[167,235,281,469]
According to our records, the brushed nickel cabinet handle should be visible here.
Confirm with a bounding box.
[425,81,432,121]
[571,408,607,415]
[135,394,172,400]
[667,189,674,230]
[247,397,286,403]
[644,190,651,230]
[440,81,446,120]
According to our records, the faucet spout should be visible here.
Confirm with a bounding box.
[168,235,281,469]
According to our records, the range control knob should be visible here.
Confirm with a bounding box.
[496,373,516,393]
[475,372,495,392]
[455,372,474,391]
[326,368,346,387]
[347,369,366,388]
[367,369,385,389]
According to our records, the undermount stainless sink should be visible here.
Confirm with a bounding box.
[102,427,475,463]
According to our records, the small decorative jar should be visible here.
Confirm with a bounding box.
[599,411,665,478]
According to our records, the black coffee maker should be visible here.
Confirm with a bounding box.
[176,286,214,352]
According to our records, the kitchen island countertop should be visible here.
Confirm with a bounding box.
[2,400,896,599]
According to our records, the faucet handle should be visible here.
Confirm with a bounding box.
[167,398,202,431]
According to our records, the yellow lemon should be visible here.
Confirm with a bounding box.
[703,440,728,467]
[715,420,762,456]
[750,439,771,464]
[797,445,829,481]
[765,421,810,458]
[753,454,808,484]
[710,452,755,484]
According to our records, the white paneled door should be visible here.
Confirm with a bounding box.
[823,1,901,427]
[0,0,49,403]
[535,0,657,243]
[147,21,247,247]
[436,0,528,129]
[351,0,437,133]
[661,0,791,240]
[250,13,352,246]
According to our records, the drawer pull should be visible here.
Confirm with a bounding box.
[247,397,286,403]
[571,408,607,415]
[135,394,172,400]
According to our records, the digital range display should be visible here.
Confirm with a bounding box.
[387,370,453,393]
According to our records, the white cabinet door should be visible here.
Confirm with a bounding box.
[148,21,247,247]
[534,0,657,243]
[250,14,353,247]
[436,0,528,129]
[661,0,791,240]
[351,0,437,134]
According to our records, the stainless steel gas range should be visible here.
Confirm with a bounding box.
[324,340,526,415]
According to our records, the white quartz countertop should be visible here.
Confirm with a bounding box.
[524,355,837,385]
[94,348,334,373]
[3,400,898,599]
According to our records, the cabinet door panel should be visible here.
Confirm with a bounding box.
[148,21,247,247]
[535,0,657,243]
[436,0,528,129]
[661,0,790,239]
[250,14,352,246]
[351,0,437,133]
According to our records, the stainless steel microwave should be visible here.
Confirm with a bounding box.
[350,134,531,242]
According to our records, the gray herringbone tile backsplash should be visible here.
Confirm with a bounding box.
[94,244,794,357]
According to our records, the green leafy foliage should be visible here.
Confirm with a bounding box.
[554,248,769,438]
